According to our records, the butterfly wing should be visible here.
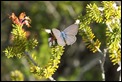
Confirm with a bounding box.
[52,28,66,46]
[63,24,78,35]
[63,24,78,45]
[65,35,76,45]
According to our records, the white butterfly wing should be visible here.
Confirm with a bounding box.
[63,24,78,35]
[52,28,66,46]
[65,35,76,45]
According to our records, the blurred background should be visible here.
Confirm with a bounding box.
[1,1,121,81]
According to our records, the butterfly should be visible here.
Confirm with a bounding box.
[52,24,78,46]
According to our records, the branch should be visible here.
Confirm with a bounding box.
[49,77,56,81]
[99,49,107,81]
[119,71,121,81]
[24,52,56,81]
[24,52,38,66]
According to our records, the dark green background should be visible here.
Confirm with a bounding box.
[1,1,120,81]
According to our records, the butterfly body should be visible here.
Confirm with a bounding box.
[61,31,67,41]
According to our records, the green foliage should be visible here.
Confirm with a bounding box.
[78,1,121,65]
[3,24,38,58]
[26,38,38,51]
[30,45,64,79]
[86,3,103,23]
[106,20,121,65]
[3,11,65,80]
[102,1,121,23]
[102,1,121,65]
[79,19,101,53]
[2,1,121,81]
[37,31,52,66]
[10,70,24,81]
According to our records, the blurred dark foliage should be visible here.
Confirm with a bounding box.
[1,1,120,81]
